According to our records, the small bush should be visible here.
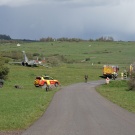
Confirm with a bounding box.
[46,57,60,66]
[0,57,9,79]
[33,53,40,56]
[128,79,135,90]
[128,68,135,90]
[85,58,90,61]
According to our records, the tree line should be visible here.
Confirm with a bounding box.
[39,36,114,42]
[0,34,115,42]
[0,34,11,40]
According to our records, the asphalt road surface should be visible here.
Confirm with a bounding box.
[21,80,135,135]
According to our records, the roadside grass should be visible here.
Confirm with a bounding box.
[96,80,135,113]
[1,65,61,130]
[0,88,58,130]
[0,41,135,130]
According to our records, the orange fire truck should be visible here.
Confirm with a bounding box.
[103,65,119,79]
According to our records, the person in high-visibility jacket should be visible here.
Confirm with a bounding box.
[46,80,50,91]
[121,72,124,80]
[46,80,50,86]
[124,71,127,79]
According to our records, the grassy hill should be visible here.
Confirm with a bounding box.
[0,41,135,130]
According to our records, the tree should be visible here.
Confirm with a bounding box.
[0,34,11,40]
[40,37,54,42]
[96,36,114,41]
[0,57,9,80]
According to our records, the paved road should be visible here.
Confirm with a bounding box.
[22,80,135,135]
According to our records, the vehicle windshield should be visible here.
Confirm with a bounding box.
[44,76,53,80]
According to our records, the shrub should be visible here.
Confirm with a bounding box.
[128,79,135,90]
[46,57,60,66]
[0,57,9,80]
[85,58,90,61]
[128,71,135,90]
[33,53,40,56]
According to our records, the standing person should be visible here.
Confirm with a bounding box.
[84,75,88,83]
[106,77,110,84]
[124,71,127,79]
[46,80,50,92]
[121,72,124,80]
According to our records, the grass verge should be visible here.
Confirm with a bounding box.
[0,88,59,130]
[96,80,135,113]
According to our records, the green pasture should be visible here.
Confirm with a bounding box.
[1,41,135,66]
[0,41,135,130]
[96,80,135,113]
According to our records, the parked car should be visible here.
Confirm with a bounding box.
[34,75,60,88]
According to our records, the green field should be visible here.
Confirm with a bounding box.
[96,80,135,113]
[0,41,135,130]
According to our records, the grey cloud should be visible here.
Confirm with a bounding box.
[0,0,135,40]
[0,0,129,7]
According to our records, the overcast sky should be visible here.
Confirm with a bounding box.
[0,0,135,41]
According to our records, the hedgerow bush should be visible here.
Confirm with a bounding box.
[0,57,9,79]
[128,63,135,90]
[128,72,135,90]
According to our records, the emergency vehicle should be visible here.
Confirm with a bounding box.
[34,75,60,88]
[103,65,119,79]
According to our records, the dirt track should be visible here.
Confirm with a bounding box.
[2,80,135,135]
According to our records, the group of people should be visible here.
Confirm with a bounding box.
[106,70,128,85]
[84,70,128,84]
[121,71,128,80]
[84,75,110,84]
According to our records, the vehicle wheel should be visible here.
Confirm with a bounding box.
[0,82,3,88]
[41,83,47,89]
[55,82,58,87]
